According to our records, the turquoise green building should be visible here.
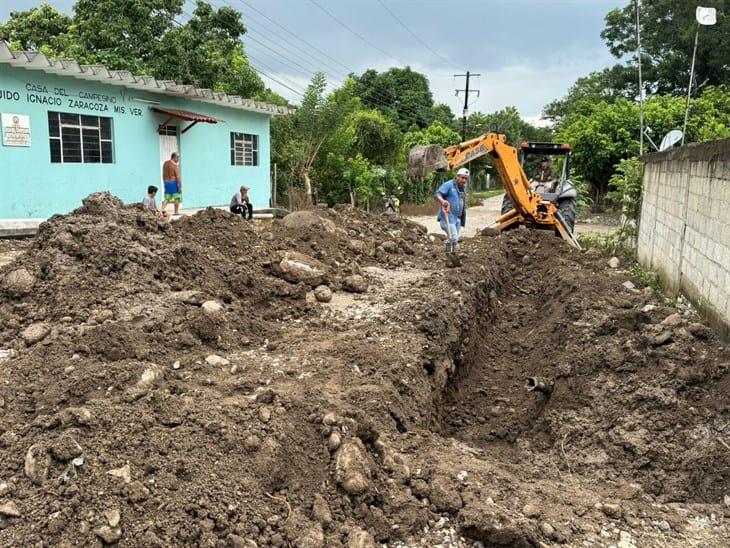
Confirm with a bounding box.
[0,42,289,219]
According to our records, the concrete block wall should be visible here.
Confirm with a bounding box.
[638,139,730,340]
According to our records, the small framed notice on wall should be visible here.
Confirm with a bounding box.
[2,113,31,147]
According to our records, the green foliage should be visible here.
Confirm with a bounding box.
[352,67,439,132]
[607,157,644,221]
[569,174,594,214]
[403,121,461,150]
[0,3,71,53]
[555,86,730,204]
[601,0,730,95]
[467,189,503,207]
[65,0,185,73]
[557,98,639,202]
[0,0,282,102]
[466,106,552,145]
[543,68,630,122]
[150,1,265,99]
[344,110,401,166]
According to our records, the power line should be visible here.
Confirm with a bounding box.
[173,7,307,98]
[180,1,437,117]
[234,0,354,75]
[308,0,407,66]
[374,0,463,72]
[203,0,420,110]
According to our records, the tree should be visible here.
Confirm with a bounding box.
[345,110,402,166]
[280,72,356,203]
[601,0,730,95]
[466,107,552,145]
[64,0,184,73]
[430,103,456,127]
[543,68,631,122]
[0,3,71,54]
[151,1,265,99]
[352,67,436,131]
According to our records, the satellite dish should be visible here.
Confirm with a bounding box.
[659,130,683,151]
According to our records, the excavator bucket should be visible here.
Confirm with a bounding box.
[407,145,449,180]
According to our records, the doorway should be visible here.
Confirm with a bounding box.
[158,124,179,180]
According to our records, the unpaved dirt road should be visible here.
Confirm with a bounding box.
[409,193,617,238]
[0,195,727,547]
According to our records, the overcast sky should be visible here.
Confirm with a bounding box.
[2,0,625,121]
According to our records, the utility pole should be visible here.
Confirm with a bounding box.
[454,71,480,141]
[635,0,644,156]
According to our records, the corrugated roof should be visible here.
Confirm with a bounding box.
[0,42,293,116]
[151,106,219,124]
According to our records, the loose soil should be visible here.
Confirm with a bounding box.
[0,192,727,547]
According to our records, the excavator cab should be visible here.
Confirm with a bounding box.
[500,141,578,233]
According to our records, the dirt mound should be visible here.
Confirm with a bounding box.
[0,200,727,547]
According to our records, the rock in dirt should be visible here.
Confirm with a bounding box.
[282,210,336,233]
[540,521,556,539]
[608,257,620,268]
[622,281,636,290]
[243,435,262,453]
[312,494,332,526]
[205,354,230,367]
[21,322,50,345]
[616,482,643,500]
[429,474,463,513]
[600,502,622,519]
[522,503,541,518]
[50,434,83,462]
[661,313,683,326]
[107,463,132,483]
[342,275,367,294]
[94,525,122,544]
[125,480,150,503]
[335,439,372,496]
[0,501,21,518]
[1,268,36,296]
[24,444,51,485]
[227,534,258,547]
[201,300,224,314]
[346,528,375,548]
[313,285,333,303]
[59,406,93,426]
[650,331,673,346]
[104,508,121,527]
[327,431,342,452]
[277,251,328,286]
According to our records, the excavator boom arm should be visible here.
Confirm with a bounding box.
[443,133,536,223]
[409,132,581,248]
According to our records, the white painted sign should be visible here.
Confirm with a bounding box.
[2,113,31,147]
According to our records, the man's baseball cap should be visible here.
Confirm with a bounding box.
[456,167,470,176]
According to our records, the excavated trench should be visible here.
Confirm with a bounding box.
[423,241,729,508]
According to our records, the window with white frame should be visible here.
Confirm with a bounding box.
[230,132,258,166]
[48,112,114,164]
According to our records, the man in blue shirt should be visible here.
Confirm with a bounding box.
[435,167,469,253]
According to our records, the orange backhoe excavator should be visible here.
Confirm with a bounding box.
[408,133,581,249]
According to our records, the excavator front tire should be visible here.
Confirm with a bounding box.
[558,198,577,234]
